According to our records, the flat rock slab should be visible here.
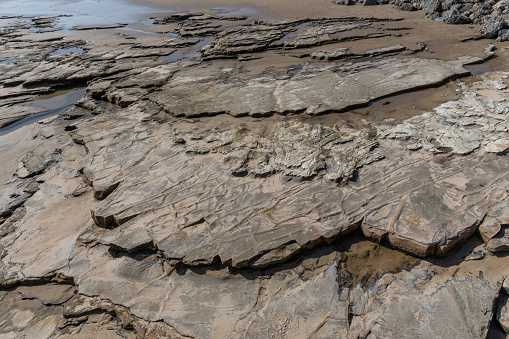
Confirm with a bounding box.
[349,266,501,338]
[17,284,76,306]
[147,56,481,117]
[3,10,509,339]
[77,117,359,267]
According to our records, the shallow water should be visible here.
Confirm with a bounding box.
[1,0,162,29]
[159,36,215,63]
[464,62,492,75]
[0,59,17,64]
[49,46,84,56]
[0,88,86,137]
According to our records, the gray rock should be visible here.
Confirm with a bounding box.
[498,28,509,41]
[16,149,61,179]
[236,263,350,337]
[0,147,62,219]
[488,237,509,252]
[70,74,509,264]
[465,248,488,261]
[445,14,472,24]
[477,178,509,245]
[3,8,509,339]
[423,0,442,13]
[496,294,509,334]
[55,240,507,339]
[199,17,400,60]
[311,44,406,60]
[493,0,509,15]
[398,3,418,11]
[479,16,508,38]
[380,76,509,155]
[333,0,355,5]
[17,284,75,306]
[357,267,500,338]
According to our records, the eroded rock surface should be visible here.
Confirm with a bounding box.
[2,5,509,339]
[197,17,401,60]
[380,73,509,154]
[86,55,482,118]
[63,74,509,267]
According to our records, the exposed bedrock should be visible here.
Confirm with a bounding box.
[3,221,508,339]
[0,14,421,129]
[0,141,506,337]
[88,55,485,118]
[62,244,504,338]
[196,17,402,60]
[3,9,509,339]
[69,73,509,268]
[152,57,481,116]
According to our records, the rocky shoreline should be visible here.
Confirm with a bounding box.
[333,0,509,42]
[1,1,509,338]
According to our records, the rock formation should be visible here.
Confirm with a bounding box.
[1,5,509,338]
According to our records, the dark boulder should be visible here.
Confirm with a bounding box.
[445,14,472,24]
[444,7,472,24]
[423,0,442,13]
[498,28,509,41]
[363,0,379,6]
[479,16,508,38]
[332,0,355,5]
[399,3,418,10]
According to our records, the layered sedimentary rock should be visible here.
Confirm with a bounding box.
[2,7,509,339]
[197,17,401,60]
[63,73,509,268]
[87,55,482,117]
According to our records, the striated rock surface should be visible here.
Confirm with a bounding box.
[198,17,400,60]
[2,5,509,339]
[142,56,481,117]
[63,74,509,266]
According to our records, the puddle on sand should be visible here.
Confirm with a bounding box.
[49,46,84,56]
[464,62,492,75]
[0,88,86,137]
[281,23,310,41]
[159,36,214,63]
[166,32,181,38]
[34,87,86,105]
[0,58,17,64]
[117,26,163,35]
[464,55,509,75]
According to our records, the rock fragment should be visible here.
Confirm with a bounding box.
[485,139,509,153]
[333,0,355,5]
